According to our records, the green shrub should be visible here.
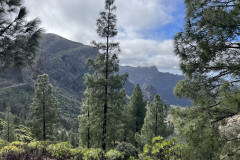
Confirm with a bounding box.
[10,141,27,149]
[47,142,73,160]
[70,147,84,160]
[116,142,138,159]
[15,125,33,142]
[0,145,25,159]
[28,141,46,159]
[83,148,104,160]
[28,141,45,150]
[106,149,123,160]
[139,136,182,160]
[0,139,8,149]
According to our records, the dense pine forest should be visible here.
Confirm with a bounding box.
[0,0,240,159]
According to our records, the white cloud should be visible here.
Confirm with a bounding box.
[25,0,103,43]
[24,0,183,74]
[119,39,181,74]
[116,0,173,33]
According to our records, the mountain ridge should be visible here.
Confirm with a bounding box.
[119,65,191,106]
[0,33,190,131]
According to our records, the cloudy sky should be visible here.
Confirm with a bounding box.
[24,0,185,75]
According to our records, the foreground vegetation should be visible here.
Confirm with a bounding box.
[0,137,182,160]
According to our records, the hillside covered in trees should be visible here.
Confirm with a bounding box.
[0,33,189,132]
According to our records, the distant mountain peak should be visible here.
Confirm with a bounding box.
[120,65,191,106]
[120,65,159,76]
[42,33,83,45]
[138,65,159,72]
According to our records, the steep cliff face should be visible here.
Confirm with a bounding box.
[143,85,157,102]
[120,66,191,106]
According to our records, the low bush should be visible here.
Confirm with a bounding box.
[0,145,25,160]
[47,142,73,160]
[0,139,8,149]
[10,141,27,149]
[28,141,46,159]
[105,149,123,160]
[116,142,138,159]
[70,147,84,160]
[82,148,104,160]
[139,136,182,160]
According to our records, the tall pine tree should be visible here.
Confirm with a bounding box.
[127,84,146,145]
[30,74,59,141]
[2,107,15,142]
[79,99,92,148]
[79,0,128,150]
[138,95,171,146]
[172,0,240,159]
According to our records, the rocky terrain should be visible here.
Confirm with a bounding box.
[120,66,191,106]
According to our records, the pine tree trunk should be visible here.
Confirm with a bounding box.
[155,107,158,136]
[43,102,46,141]
[43,88,46,141]
[136,121,138,133]
[102,79,108,150]
[135,120,138,146]
[87,109,90,148]
[102,35,109,150]
[102,6,111,150]
[7,110,9,142]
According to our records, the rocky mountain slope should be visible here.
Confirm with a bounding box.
[0,33,99,130]
[0,33,190,131]
[120,66,191,106]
